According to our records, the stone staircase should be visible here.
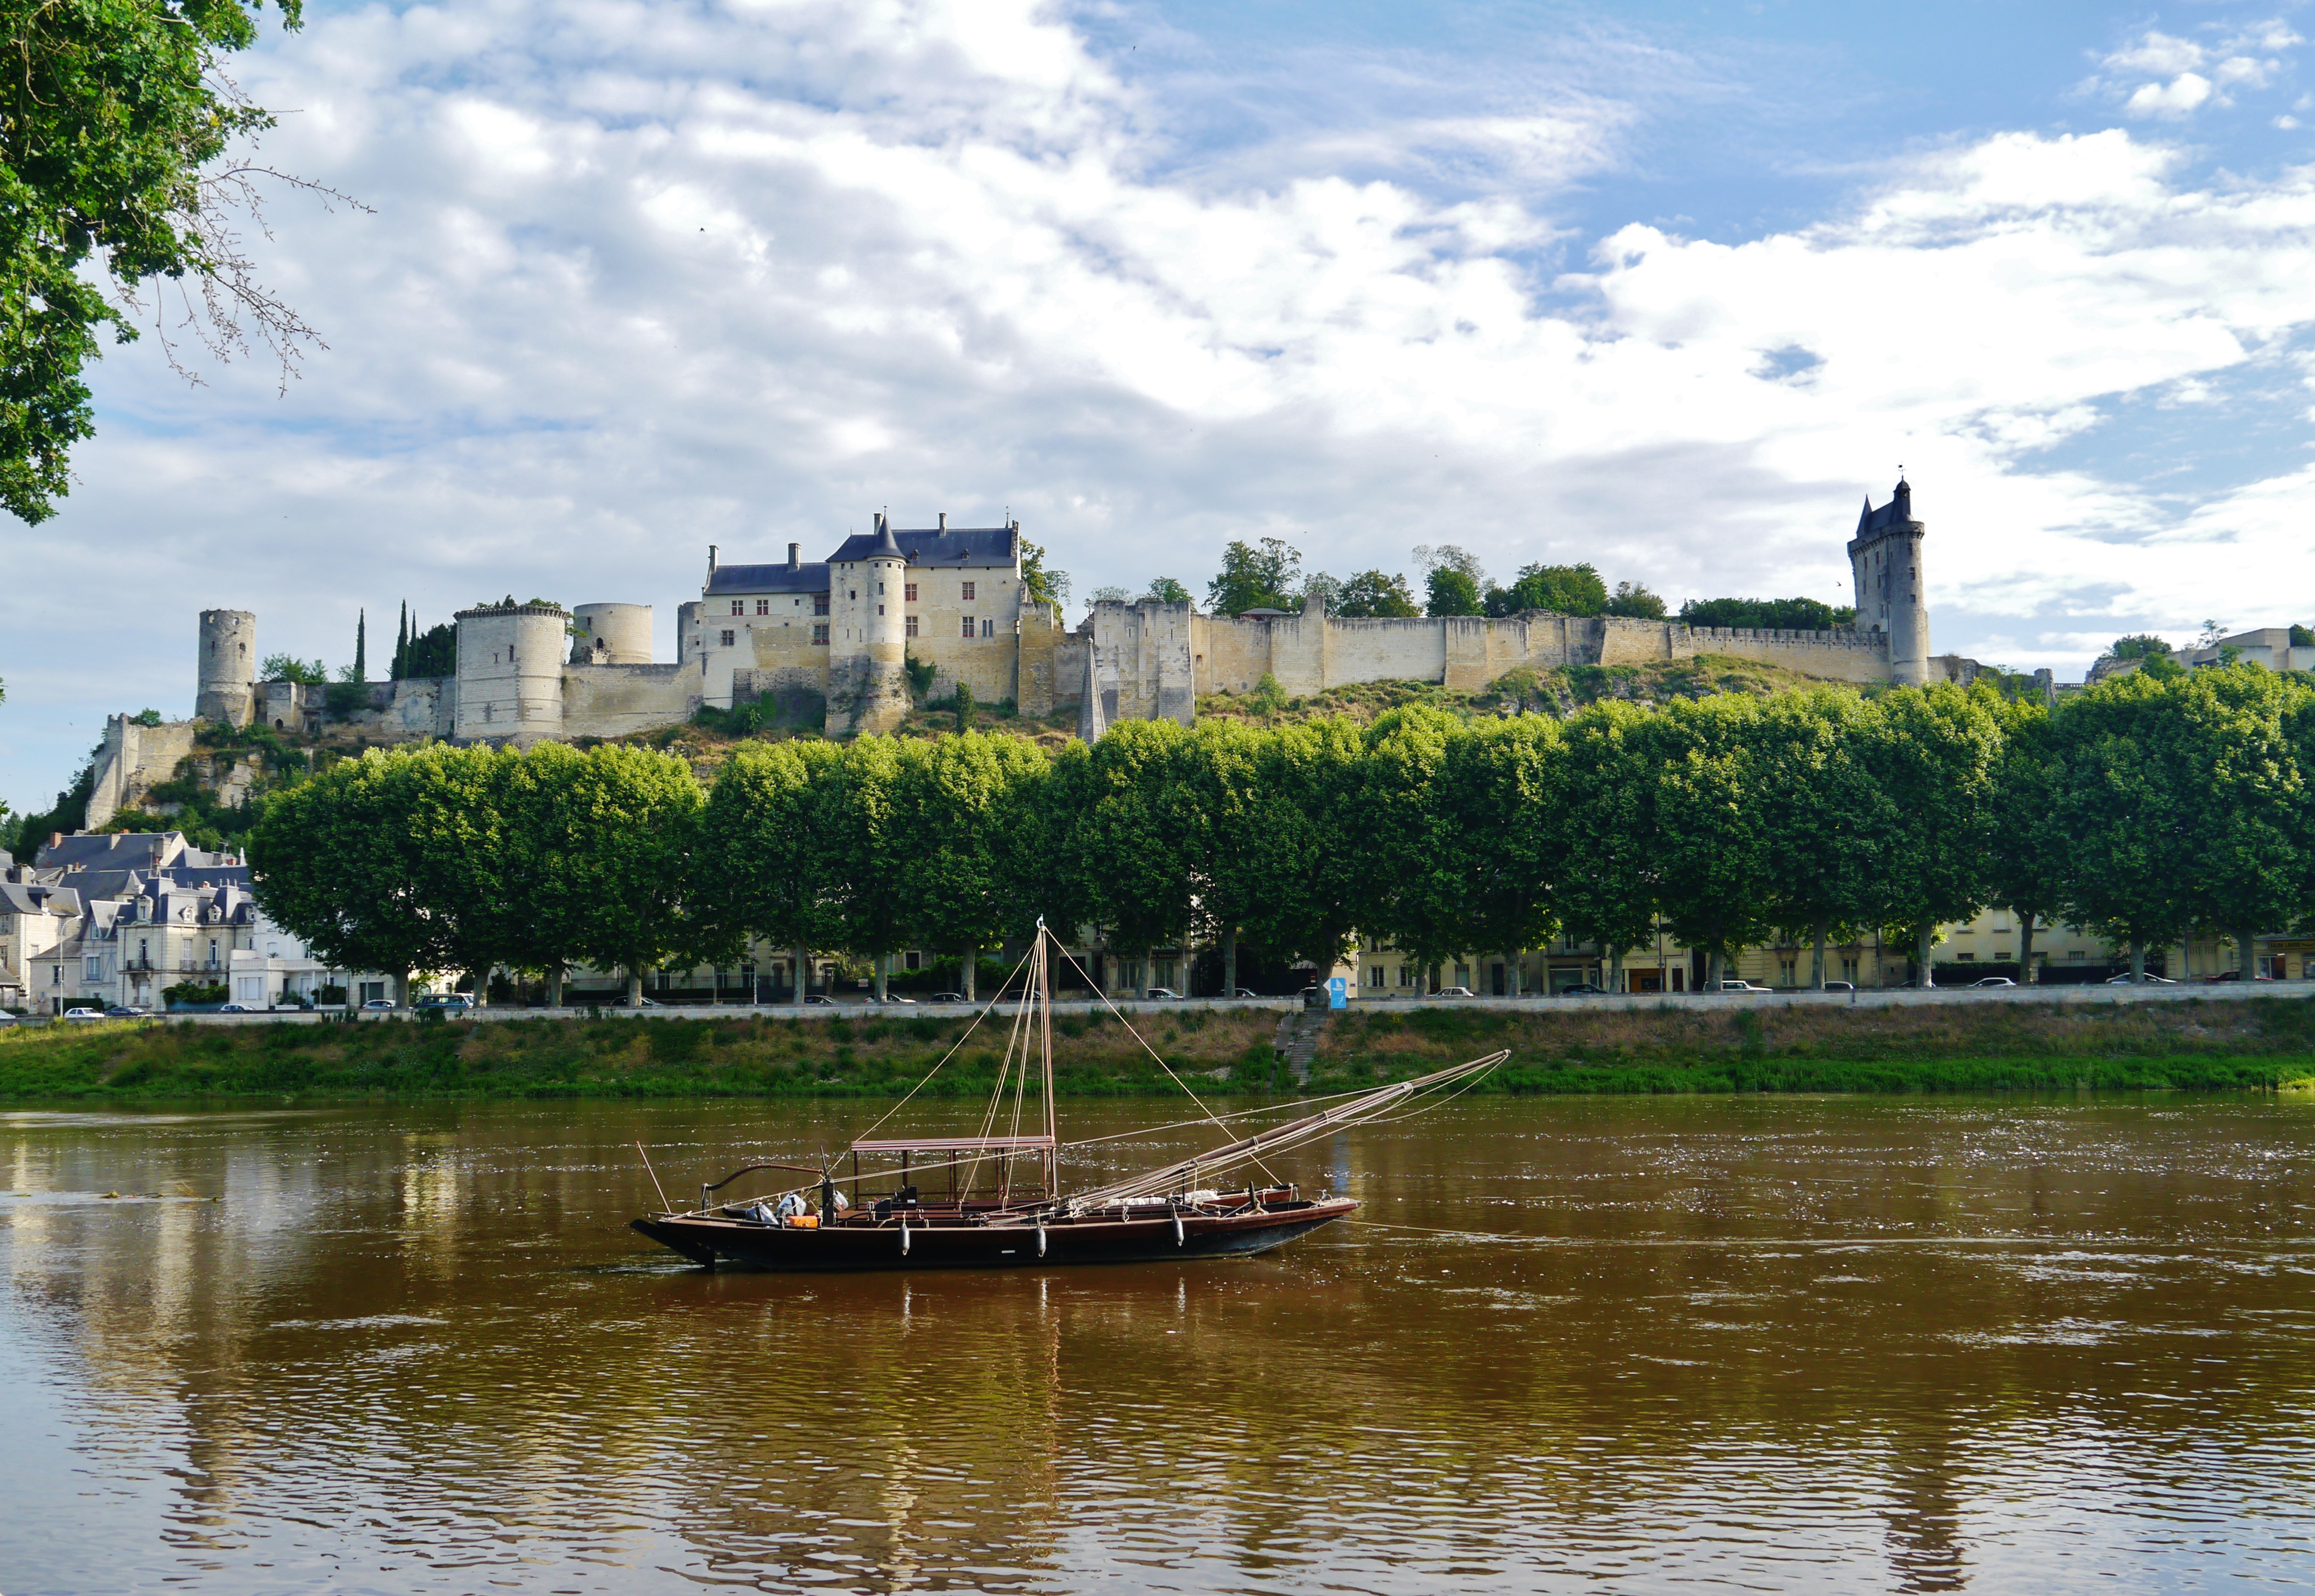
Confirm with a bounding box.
[1272,1007,1328,1084]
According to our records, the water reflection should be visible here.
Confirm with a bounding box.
[1,1095,2312,1592]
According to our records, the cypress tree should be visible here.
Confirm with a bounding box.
[353,609,368,682]
[393,601,408,680]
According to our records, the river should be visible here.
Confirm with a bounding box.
[2,1094,2311,1593]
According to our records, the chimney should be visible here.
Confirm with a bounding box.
[708,544,719,573]
[788,542,800,570]
[938,512,948,531]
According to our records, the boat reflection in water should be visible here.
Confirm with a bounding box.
[632,919,1505,1271]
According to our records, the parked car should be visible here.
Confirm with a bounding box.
[360,998,398,1011]
[803,994,838,1007]
[102,1005,147,1018]
[416,994,475,1011]
[1435,985,1477,998]
[928,992,966,1004]
[2105,973,2178,985]
[1820,981,1856,993]
[606,995,664,1008]
[216,1003,256,1014]
[61,1006,107,1021]
[1558,983,1606,996]
[1970,976,2017,988]
[1145,987,1183,1000]
[2204,969,2275,982]
[1716,979,1772,993]
[871,994,918,1005]
[1230,987,1259,998]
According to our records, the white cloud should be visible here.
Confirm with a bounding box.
[9,1,2315,799]
[2126,71,2216,118]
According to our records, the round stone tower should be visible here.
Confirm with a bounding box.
[454,601,568,745]
[196,610,257,727]
[855,517,911,735]
[571,602,653,664]
[1845,478,1932,688]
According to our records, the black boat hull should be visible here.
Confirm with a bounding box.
[630,1198,1355,1272]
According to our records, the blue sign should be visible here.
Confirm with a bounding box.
[1326,976,1348,1009]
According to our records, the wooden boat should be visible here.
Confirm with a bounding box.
[630,922,1505,1273]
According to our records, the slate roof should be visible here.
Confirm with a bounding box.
[1853,478,1916,540]
[36,831,182,872]
[705,561,832,597]
[827,525,1016,567]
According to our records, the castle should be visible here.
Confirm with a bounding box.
[89,482,1985,827]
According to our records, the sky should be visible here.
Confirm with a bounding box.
[5,0,2315,814]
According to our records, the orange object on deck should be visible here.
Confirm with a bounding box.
[788,1213,820,1229]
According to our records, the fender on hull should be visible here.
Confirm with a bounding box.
[632,1201,1353,1273]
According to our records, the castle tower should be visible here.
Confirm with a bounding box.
[830,515,911,736]
[571,602,653,664]
[1846,477,1931,688]
[196,609,257,727]
[453,600,569,746]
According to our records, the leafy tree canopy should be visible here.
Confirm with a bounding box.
[1332,570,1420,618]
[1147,576,1190,604]
[1,0,344,524]
[1605,580,1667,619]
[1487,562,1607,617]
[260,654,327,686]
[1680,596,1854,631]
[1425,566,1482,616]
[1020,540,1069,610]
[2110,633,2172,660]
[1208,538,1302,614]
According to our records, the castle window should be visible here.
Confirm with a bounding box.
[877,605,885,616]
[720,629,735,647]
[961,616,976,640]
[904,584,917,602]
[905,616,918,638]
[849,590,856,602]
[962,581,975,600]
[814,595,830,616]
[731,600,743,616]
[812,624,829,646]
[981,619,994,638]
[756,600,769,615]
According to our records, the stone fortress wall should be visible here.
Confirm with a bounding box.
[97,481,1957,817]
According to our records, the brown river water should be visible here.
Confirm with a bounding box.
[3,1094,2313,1594]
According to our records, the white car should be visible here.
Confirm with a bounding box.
[360,998,397,1011]
[1717,980,1772,994]
[62,1006,108,1021]
[1970,976,2016,988]
[1435,986,1477,998]
[1145,987,1183,1000]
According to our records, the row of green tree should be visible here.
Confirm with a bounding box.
[1167,536,1850,630]
[245,662,2312,1004]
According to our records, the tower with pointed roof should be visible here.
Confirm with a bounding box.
[828,511,912,735]
[1846,477,1931,688]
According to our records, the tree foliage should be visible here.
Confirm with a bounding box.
[1331,570,1420,617]
[1207,538,1303,615]
[235,663,2314,1000]
[1,0,346,523]
[1679,596,1854,631]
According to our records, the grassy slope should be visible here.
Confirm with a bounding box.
[7,996,2315,1102]
[1313,998,2315,1095]
[0,1007,1286,1102]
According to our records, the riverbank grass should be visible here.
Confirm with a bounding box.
[4,995,2314,1102]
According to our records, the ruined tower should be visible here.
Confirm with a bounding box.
[195,610,257,727]
[1846,478,1931,688]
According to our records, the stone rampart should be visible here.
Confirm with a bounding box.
[85,717,200,830]
[1174,605,1896,708]
[562,664,698,739]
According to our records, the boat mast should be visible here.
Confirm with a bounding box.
[1039,918,1057,1199]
